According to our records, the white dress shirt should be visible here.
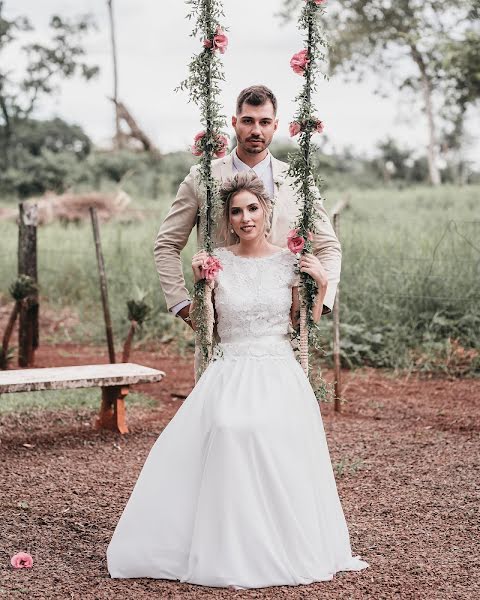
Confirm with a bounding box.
[171,149,274,316]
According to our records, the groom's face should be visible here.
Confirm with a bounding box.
[232,101,278,156]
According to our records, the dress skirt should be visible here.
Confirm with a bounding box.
[107,335,369,589]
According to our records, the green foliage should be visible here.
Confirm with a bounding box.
[0,147,87,198]
[126,288,151,325]
[0,4,98,123]
[0,388,155,414]
[9,274,37,301]
[177,0,227,375]
[288,0,329,368]
[177,0,227,253]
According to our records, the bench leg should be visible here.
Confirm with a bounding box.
[95,385,129,434]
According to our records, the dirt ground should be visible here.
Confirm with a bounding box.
[1,342,479,600]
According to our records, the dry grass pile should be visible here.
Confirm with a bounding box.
[0,190,145,224]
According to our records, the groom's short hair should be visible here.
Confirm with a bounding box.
[236,85,277,115]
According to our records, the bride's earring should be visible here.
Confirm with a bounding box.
[230,228,234,234]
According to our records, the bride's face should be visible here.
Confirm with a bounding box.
[229,190,265,241]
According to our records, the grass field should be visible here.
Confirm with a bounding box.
[1,184,479,373]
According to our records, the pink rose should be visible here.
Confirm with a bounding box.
[201,255,223,281]
[289,121,301,137]
[191,131,229,158]
[305,0,327,4]
[204,26,228,54]
[215,134,228,158]
[290,49,309,75]
[213,26,228,54]
[287,229,313,254]
[315,119,325,134]
[287,229,306,254]
[191,131,205,156]
[11,552,33,569]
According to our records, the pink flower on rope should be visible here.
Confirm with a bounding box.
[191,131,229,158]
[215,134,229,158]
[315,119,325,134]
[11,552,33,569]
[201,255,223,281]
[287,229,313,254]
[305,0,327,5]
[203,26,228,54]
[191,131,205,156]
[289,121,301,137]
[290,49,309,75]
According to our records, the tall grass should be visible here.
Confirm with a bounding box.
[1,185,479,372]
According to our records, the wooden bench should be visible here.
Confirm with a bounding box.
[0,363,165,434]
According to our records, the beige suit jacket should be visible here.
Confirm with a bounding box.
[153,151,341,314]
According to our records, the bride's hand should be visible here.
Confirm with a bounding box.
[192,250,209,283]
[298,253,328,291]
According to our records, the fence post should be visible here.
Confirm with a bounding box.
[331,199,349,412]
[18,202,39,367]
[90,207,116,363]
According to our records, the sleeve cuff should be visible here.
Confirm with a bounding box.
[170,299,191,316]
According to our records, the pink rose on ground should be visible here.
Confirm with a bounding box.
[315,119,325,134]
[289,121,301,137]
[290,49,309,75]
[215,134,229,158]
[204,26,228,54]
[201,256,223,281]
[11,552,33,569]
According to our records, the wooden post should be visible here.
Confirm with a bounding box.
[95,385,129,434]
[333,211,341,412]
[331,199,349,413]
[90,207,116,363]
[17,202,39,367]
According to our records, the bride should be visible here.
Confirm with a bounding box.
[107,171,369,589]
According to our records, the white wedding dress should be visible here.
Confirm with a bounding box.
[107,247,369,589]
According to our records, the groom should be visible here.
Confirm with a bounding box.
[154,85,341,326]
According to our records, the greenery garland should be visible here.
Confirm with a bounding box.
[177,0,228,378]
[288,0,330,396]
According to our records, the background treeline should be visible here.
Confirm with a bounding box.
[1,117,479,201]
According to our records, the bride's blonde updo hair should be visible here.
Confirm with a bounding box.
[219,171,272,241]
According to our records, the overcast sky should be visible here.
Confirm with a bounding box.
[7,0,480,164]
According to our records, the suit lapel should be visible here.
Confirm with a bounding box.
[269,155,288,237]
[218,153,234,182]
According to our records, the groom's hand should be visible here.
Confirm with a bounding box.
[178,304,194,330]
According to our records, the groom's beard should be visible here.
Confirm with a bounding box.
[238,134,272,155]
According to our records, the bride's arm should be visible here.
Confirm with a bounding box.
[296,254,329,324]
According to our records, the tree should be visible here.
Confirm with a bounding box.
[0,2,98,164]
[280,0,479,186]
[107,0,122,149]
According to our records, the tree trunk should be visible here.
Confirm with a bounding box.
[409,43,441,186]
[122,321,137,362]
[107,0,122,149]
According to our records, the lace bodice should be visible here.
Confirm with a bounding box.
[213,247,298,344]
